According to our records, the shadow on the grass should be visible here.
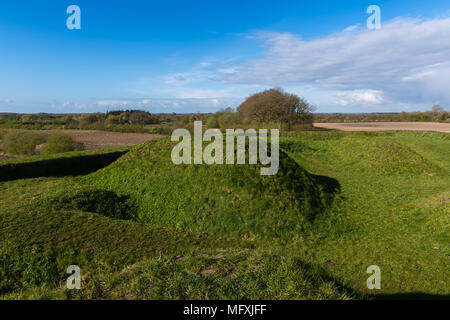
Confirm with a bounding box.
[0,151,127,182]
[310,173,341,206]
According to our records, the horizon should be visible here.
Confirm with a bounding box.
[1,0,450,114]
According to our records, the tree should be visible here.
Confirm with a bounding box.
[206,116,220,129]
[79,113,98,126]
[437,111,448,121]
[217,107,235,113]
[107,114,121,125]
[216,112,240,129]
[237,88,314,125]
[128,110,154,125]
[432,104,444,114]
[20,114,33,124]
[119,112,130,124]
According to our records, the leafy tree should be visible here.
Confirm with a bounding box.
[237,88,314,125]
[217,112,241,129]
[20,114,33,124]
[128,110,159,125]
[107,114,121,125]
[79,113,99,126]
[119,112,130,124]
[206,116,220,129]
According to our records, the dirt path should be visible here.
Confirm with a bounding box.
[32,130,164,150]
[314,122,450,133]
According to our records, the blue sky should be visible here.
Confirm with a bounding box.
[0,0,449,113]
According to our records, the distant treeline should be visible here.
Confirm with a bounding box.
[0,110,211,134]
[1,96,448,135]
[0,89,317,133]
[314,105,449,123]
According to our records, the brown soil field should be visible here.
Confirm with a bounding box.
[31,130,164,150]
[314,122,450,133]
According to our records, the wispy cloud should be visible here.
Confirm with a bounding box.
[215,17,450,108]
[96,98,242,112]
[343,24,360,32]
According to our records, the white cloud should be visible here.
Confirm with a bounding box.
[343,24,359,32]
[216,17,450,107]
[335,89,384,106]
[97,100,131,106]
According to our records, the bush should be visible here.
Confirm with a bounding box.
[2,131,46,155]
[437,111,448,122]
[206,116,220,129]
[216,112,241,129]
[42,134,83,155]
[79,113,99,126]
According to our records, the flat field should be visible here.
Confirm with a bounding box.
[30,130,163,150]
[314,122,450,133]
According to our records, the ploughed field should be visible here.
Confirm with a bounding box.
[31,129,163,150]
[0,130,448,299]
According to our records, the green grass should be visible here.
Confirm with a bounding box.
[279,132,449,295]
[0,131,448,299]
[83,138,337,241]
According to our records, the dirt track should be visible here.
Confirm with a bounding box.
[32,130,163,150]
[314,122,450,133]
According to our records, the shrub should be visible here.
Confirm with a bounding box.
[206,116,220,129]
[437,111,448,122]
[216,112,241,129]
[2,131,46,155]
[79,113,99,126]
[20,114,34,124]
[42,134,83,155]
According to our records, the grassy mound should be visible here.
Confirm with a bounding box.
[85,138,335,240]
[329,136,440,175]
